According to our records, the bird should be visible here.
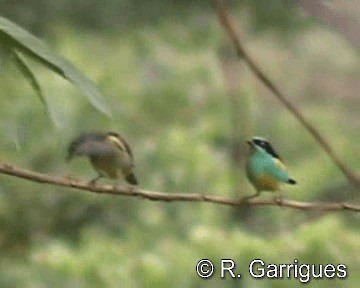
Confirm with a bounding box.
[67,131,138,185]
[245,136,296,199]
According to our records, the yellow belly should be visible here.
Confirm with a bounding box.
[90,157,121,179]
[256,174,279,191]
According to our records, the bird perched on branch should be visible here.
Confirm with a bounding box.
[67,131,138,185]
[245,136,296,199]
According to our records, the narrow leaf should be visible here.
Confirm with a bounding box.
[0,17,112,116]
[0,42,11,73]
[11,50,64,128]
[11,49,46,106]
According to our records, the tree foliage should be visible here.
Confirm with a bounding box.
[0,16,111,124]
[0,1,359,287]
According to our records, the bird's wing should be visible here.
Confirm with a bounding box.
[67,138,115,160]
[106,134,133,159]
[268,158,290,183]
[78,140,115,157]
[273,158,286,171]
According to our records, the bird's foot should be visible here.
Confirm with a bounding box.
[88,179,97,186]
[241,191,261,203]
[88,175,102,186]
[112,181,121,191]
[273,193,284,206]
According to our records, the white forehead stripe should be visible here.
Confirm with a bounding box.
[252,136,268,142]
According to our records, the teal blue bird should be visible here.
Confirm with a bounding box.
[245,137,296,199]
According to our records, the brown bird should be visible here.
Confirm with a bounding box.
[67,131,138,185]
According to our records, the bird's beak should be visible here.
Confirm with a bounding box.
[246,140,252,146]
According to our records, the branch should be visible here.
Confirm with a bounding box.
[295,0,360,48]
[0,163,359,212]
[214,0,360,187]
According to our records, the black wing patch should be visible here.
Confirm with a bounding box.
[253,138,281,160]
[107,131,133,158]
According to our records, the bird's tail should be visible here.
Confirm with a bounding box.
[125,172,138,185]
[288,178,297,185]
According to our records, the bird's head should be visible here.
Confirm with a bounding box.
[247,136,280,159]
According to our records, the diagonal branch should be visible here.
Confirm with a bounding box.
[295,0,360,48]
[214,0,360,187]
[0,163,359,212]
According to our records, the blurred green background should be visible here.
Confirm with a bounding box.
[0,0,359,287]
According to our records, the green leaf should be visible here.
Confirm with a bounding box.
[11,50,65,128]
[11,50,46,106]
[0,42,11,73]
[0,17,112,117]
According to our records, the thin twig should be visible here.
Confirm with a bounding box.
[296,0,360,48]
[214,0,360,187]
[0,163,358,212]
